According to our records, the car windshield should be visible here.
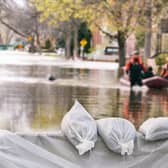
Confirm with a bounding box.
[106,48,118,52]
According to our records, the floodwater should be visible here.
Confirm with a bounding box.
[0,54,167,132]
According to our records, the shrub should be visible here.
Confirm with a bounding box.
[45,39,51,49]
[155,53,168,73]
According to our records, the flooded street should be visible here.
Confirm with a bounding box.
[0,52,167,132]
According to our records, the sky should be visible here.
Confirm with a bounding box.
[14,0,26,7]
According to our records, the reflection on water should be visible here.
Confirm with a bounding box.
[0,64,167,132]
[123,90,144,128]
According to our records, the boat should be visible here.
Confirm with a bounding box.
[120,75,168,89]
[143,76,168,89]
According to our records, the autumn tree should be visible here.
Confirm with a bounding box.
[87,0,147,67]
[33,0,145,64]
[32,0,168,64]
[32,0,101,59]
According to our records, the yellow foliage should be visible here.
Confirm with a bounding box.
[32,0,145,37]
[32,0,101,27]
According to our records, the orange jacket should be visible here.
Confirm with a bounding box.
[125,55,146,72]
[160,64,168,78]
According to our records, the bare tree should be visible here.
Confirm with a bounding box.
[0,0,58,52]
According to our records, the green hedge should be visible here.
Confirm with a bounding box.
[155,53,168,73]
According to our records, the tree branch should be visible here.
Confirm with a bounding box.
[95,23,117,39]
[0,19,27,38]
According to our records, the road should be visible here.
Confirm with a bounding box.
[0,51,119,70]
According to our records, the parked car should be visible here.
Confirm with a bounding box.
[104,46,119,62]
[104,46,119,55]
[55,48,65,55]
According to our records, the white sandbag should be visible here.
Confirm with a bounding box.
[139,117,168,141]
[97,118,136,155]
[61,100,97,155]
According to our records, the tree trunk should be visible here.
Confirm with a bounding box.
[73,24,79,59]
[0,34,2,43]
[34,21,42,53]
[65,28,72,59]
[29,36,36,53]
[6,30,14,44]
[117,30,126,67]
[34,30,41,52]
[144,0,152,63]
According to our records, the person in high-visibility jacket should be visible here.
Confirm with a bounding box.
[125,52,146,88]
[160,63,168,80]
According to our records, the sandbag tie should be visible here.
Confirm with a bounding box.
[120,140,134,156]
[76,139,95,155]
